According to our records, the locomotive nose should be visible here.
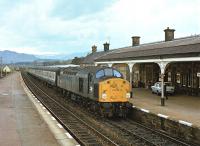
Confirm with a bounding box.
[99,78,131,102]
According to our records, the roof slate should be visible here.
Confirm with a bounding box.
[82,51,110,64]
[96,35,200,61]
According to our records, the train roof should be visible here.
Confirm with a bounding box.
[29,66,118,76]
[28,66,62,71]
[46,64,80,68]
[62,66,113,75]
[62,67,82,74]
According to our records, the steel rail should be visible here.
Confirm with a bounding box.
[22,72,118,146]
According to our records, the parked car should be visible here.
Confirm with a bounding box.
[151,82,175,95]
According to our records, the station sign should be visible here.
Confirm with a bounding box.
[197,73,200,77]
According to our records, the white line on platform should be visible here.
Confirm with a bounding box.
[1,93,8,96]
[40,103,43,106]
[51,117,56,120]
[42,107,46,110]
[140,108,150,113]
[179,120,192,127]
[46,111,50,115]
[37,100,40,103]
[75,145,80,146]
[57,123,63,128]
[35,98,37,100]
[157,114,168,119]
[65,133,73,139]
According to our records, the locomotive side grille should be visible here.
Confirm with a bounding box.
[94,83,99,98]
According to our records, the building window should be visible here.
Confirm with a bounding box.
[117,66,128,80]
[176,73,180,84]
[168,72,171,82]
[182,74,187,86]
[187,71,192,87]
[197,72,200,88]
[134,71,139,81]
[199,77,200,88]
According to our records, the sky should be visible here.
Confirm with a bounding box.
[0,0,199,57]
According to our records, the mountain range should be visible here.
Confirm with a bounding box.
[0,50,87,64]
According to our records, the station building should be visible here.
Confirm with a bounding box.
[94,28,200,100]
[3,65,12,73]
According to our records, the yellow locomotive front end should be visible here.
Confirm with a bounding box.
[98,78,132,117]
[99,78,130,102]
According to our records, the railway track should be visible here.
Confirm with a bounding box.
[22,72,117,146]
[22,72,196,146]
[104,119,192,146]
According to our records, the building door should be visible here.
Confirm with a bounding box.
[145,65,153,88]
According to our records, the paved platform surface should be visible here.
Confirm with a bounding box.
[0,72,60,146]
[129,88,200,127]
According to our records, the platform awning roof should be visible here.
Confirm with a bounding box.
[95,35,200,62]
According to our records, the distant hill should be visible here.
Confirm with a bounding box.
[0,50,38,64]
[0,50,88,64]
[36,51,88,60]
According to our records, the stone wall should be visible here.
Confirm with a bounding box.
[130,107,200,145]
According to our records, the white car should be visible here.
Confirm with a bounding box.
[151,82,175,95]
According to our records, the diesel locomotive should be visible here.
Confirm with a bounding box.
[27,66,132,117]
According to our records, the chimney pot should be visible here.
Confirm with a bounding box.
[164,27,175,41]
[132,36,140,46]
[103,42,109,51]
[92,45,97,53]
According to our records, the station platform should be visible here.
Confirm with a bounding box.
[0,72,78,146]
[129,88,200,127]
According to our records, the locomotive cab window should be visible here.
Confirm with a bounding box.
[96,70,104,78]
[96,68,122,79]
[113,70,122,78]
[104,68,113,76]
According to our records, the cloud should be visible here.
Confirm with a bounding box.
[0,0,199,56]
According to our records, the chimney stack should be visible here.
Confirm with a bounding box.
[92,45,97,53]
[132,36,140,46]
[103,42,109,52]
[164,27,175,41]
